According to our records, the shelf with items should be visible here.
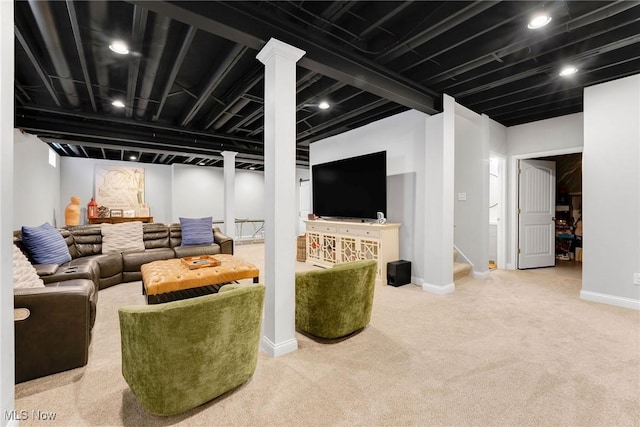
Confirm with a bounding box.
[554,193,581,261]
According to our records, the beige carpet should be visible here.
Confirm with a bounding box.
[15,246,640,426]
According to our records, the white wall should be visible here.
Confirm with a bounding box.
[235,170,264,220]
[311,109,425,175]
[13,131,60,228]
[310,109,429,277]
[172,164,224,222]
[507,113,584,156]
[582,75,640,308]
[1,0,15,419]
[61,157,173,224]
[454,105,487,275]
[489,119,508,155]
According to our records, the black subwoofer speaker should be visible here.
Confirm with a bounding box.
[387,260,411,287]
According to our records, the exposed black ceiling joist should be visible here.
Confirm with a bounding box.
[133,0,438,114]
[14,25,62,107]
[425,1,639,86]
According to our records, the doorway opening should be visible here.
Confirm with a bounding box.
[515,151,583,271]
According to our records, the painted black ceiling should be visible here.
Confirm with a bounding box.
[14,1,640,170]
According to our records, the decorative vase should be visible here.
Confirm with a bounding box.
[65,196,81,226]
[87,197,98,219]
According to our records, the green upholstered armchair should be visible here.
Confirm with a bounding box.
[295,260,377,339]
[118,284,265,416]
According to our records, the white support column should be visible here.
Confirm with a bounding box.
[256,38,305,357]
[222,151,237,240]
[0,0,15,418]
[423,94,455,294]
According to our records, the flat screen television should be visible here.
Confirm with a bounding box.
[312,151,386,220]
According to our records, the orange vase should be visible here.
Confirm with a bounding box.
[65,196,81,226]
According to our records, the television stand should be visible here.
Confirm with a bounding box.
[304,219,400,281]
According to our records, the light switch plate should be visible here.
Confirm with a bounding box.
[458,192,467,201]
[634,273,640,286]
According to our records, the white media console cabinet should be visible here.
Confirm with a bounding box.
[305,220,400,280]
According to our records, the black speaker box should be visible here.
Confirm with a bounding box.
[387,260,411,287]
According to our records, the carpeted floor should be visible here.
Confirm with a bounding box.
[14,246,640,426]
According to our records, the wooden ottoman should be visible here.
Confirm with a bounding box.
[141,254,260,304]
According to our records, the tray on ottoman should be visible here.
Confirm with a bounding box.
[181,255,221,270]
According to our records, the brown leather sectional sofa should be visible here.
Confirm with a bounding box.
[13,223,233,383]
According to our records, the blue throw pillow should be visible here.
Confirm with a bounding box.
[179,217,214,246]
[21,223,72,265]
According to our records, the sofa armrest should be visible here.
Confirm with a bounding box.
[14,284,92,383]
[213,227,234,255]
[34,263,59,277]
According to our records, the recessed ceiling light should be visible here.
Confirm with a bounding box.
[559,66,578,77]
[109,40,130,55]
[318,101,330,110]
[199,162,206,166]
[249,167,256,170]
[528,13,552,29]
[112,100,125,108]
[129,155,137,161]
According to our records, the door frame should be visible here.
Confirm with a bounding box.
[298,178,310,236]
[490,153,507,269]
[508,147,583,270]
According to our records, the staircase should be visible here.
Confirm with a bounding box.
[453,249,472,281]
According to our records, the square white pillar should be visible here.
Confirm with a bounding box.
[222,151,237,240]
[423,95,455,294]
[0,0,15,414]
[256,38,305,357]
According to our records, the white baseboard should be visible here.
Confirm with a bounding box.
[580,290,640,310]
[260,336,298,357]
[472,269,490,280]
[422,282,455,295]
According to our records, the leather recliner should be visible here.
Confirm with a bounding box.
[14,279,96,383]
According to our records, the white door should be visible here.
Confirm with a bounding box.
[298,180,311,235]
[518,159,556,269]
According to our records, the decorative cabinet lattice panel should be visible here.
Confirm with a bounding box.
[305,220,400,280]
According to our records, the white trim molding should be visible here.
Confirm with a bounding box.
[580,290,640,310]
[260,336,298,358]
[422,282,455,295]
[472,269,491,280]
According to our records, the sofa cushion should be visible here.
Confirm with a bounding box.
[67,225,102,257]
[13,244,45,289]
[101,222,145,253]
[179,217,214,246]
[142,223,170,249]
[123,248,175,272]
[21,223,72,265]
